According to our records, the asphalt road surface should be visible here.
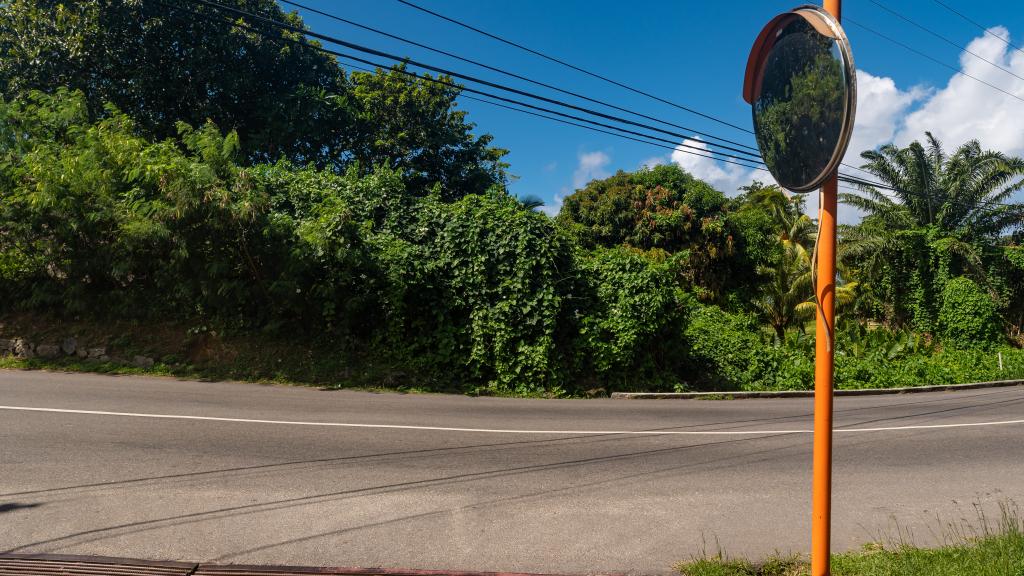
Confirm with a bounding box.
[2,370,1023,574]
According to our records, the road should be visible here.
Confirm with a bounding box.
[1,369,1023,574]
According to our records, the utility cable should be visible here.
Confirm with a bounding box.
[394,0,755,135]
[930,0,1024,59]
[868,0,1024,84]
[185,1,902,189]
[278,0,761,154]
[811,188,834,353]
[459,94,768,173]
[844,16,1024,104]
[157,0,768,168]
[155,1,1024,216]
[184,0,762,160]
[279,0,882,184]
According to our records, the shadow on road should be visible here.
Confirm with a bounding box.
[0,503,41,514]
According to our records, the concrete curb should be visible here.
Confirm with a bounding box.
[610,379,1024,399]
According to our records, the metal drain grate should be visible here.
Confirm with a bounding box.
[195,568,423,575]
[0,554,196,575]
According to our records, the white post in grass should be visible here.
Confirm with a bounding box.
[998,352,1004,372]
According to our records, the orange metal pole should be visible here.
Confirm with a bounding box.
[811,175,837,576]
[812,4,840,576]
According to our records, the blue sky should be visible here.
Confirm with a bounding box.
[285,1,1024,215]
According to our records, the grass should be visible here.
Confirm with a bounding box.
[2,311,1022,398]
[0,312,448,395]
[0,355,438,395]
[677,503,1024,576]
[0,311,577,397]
[695,393,736,401]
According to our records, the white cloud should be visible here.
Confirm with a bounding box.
[639,155,666,169]
[669,138,765,195]
[540,151,613,216]
[894,26,1024,157]
[829,70,926,222]
[549,30,1024,221]
[539,187,569,217]
[842,70,927,168]
[572,150,611,189]
[656,69,924,220]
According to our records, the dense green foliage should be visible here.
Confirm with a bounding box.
[556,166,770,302]
[570,247,692,388]
[0,0,506,193]
[1,1,1022,395]
[840,134,1024,333]
[937,277,1000,348]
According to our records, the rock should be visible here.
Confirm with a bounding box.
[35,344,61,358]
[132,355,154,369]
[97,354,110,362]
[61,337,77,356]
[13,339,34,358]
[0,339,12,355]
[87,347,106,359]
[76,347,89,358]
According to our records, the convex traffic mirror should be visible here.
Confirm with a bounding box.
[743,5,856,192]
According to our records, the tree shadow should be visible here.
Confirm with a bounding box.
[0,503,41,514]
[4,432,801,553]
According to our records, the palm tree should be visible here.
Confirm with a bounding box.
[751,228,858,341]
[752,237,814,340]
[840,133,1024,329]
[742,181,859,338]
[516,194,546,212]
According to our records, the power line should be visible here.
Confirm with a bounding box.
[277,0,761,156]
[276,1,884,184]
[184,0,763,161]
[930,0,1024,58]
[162,0,766,168]
[301,52,771,175]
[459,94,768,174]
[393,0,754,136]
[844,16,1024,104]
[867,0,1024,84]
[460,92,1006,211]
[158,1,1023,215]
[263,1,882,185]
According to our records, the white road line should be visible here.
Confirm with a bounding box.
[0,405,1022,435]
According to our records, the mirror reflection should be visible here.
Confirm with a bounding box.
[753,16,848,191]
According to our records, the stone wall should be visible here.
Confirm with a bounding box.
[0,337,154,368]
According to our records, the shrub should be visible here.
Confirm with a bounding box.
[938,277,1000,349]
[571,247,693,390]
[683,305,766,389]
[422,193,571,394]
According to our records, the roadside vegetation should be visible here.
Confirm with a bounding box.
[1,0,1023,396]
[679,504,1024,576]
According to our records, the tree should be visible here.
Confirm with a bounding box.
[751,237,814,340]
[346,66,508,198]
[555,164,748,300]
[0,1,507,193]
[736,181,857,339]
[0,0,354,166]
[840,133,1024,331]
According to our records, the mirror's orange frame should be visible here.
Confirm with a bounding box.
[743,9,841,105]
